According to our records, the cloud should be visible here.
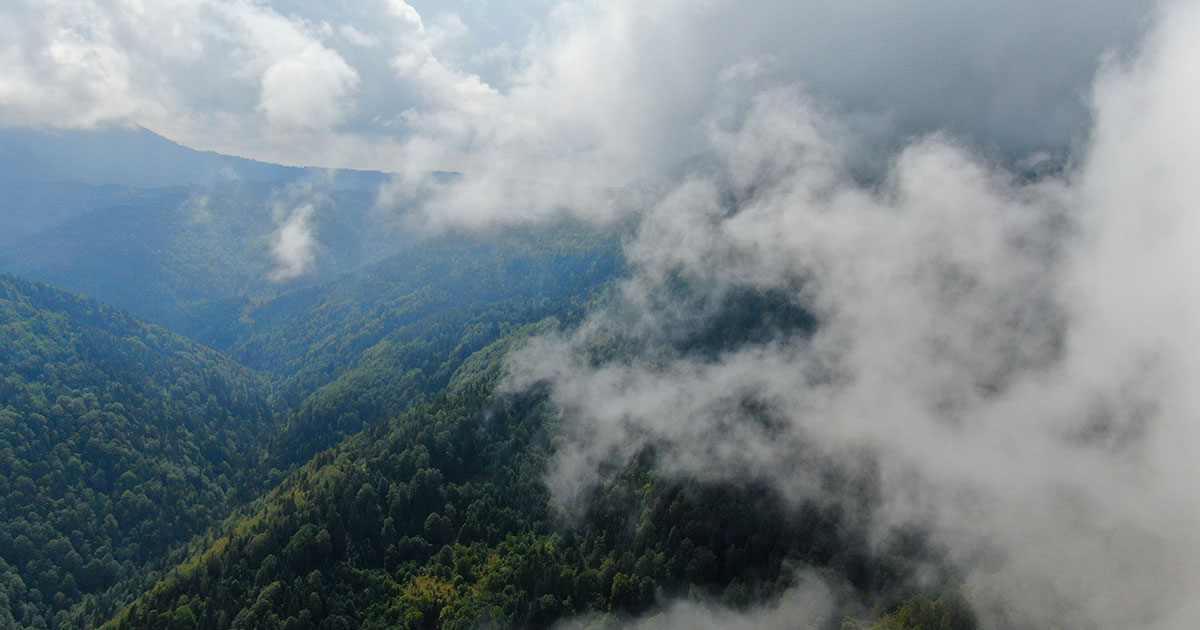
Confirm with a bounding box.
[496,1,1200,628]
[1,0,1155,172]
[339,24,378,48]
[269,201,317,281]
[258,42,359,130]
[0,1,141,128]
[371,0,1153,230]
[0,0,371,164]
[553,571,844,630]
[385,0,498,116]
[267,178,333,281]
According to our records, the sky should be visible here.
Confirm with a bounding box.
[0,0,1155,173]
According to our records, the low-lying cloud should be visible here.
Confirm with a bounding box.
[268,180,331,282]
[494,1,1200,628]
[269,202,317,282]
[554,571,845,630]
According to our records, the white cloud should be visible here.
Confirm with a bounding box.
[554,571,842,630]
[0,1,140,128]
[339,24,378,48]
[258,42,359,130]
[383,0,497,116]
[0,0,365,162]
[265,175,338,282]
[497,1,1200,628]
[0,0,1155,172]
[384,0,424,27]
[269,201,317,281]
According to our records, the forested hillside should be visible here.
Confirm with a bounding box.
[0,275,279,628]
[218,225,623,470]
[0,205,970,630]
[0,114,971,630]
[0,221,624,629]
[102,326,971,630]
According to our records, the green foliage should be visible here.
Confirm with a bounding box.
[0,222,623,628]
[104,327,959,630]
[0,275,279,627]
[228,224,624,471]
[0,216,974,630]
[840,587,976,630]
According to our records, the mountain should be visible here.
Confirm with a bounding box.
[0,274,280,628]
[0,229,970,630]
[101,325,969,630]
[0,129,971,630]
[0,126,400,190]
[0,126,401,315]
[0,180,177,247]
[227,224,624,472]
[0,220,622,629]
[0,179,410,333]
[0,126,305,189]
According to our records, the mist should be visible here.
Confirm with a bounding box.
[553,571,845,630]
[269,201,317,281]
[486,1,1200,628]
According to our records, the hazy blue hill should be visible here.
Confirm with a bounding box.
[0,126,304,189]
[0,180,410,333]
[0,274,280,628]
[0,126,399,257]
[0,190,204,326]
[0,180,181,247]
[223,224,621,380]
[0,203,624,476]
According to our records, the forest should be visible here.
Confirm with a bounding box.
[0,150,974,628]
[0,214,971,628]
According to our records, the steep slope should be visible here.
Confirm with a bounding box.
[103,326,965,630]
[0,222,621,628]
[225,223,625,472]
[0,275,279,628]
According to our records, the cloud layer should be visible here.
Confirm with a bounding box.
[495,1,1200,628]
[1,0,1153,172]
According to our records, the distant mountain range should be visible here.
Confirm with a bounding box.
[0,126,400,248]
[0,126,390,189]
